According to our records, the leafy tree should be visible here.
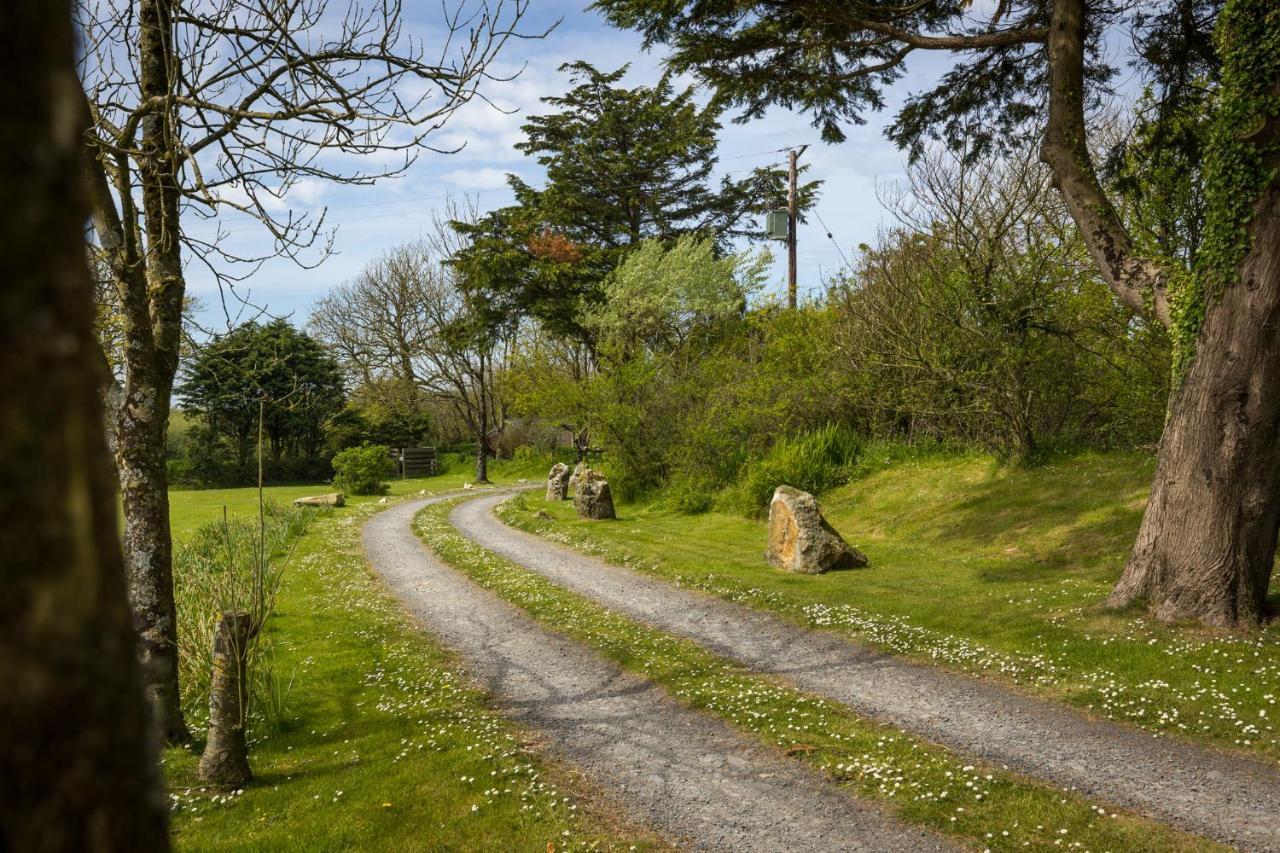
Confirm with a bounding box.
[837,146,1170,462]
[179,320,344,474]
[457,60,818,341]
[596,0,1280,629]
[562,238,769,495]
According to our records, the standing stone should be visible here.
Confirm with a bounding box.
[569,460,588,493]
[546,463,571,500]
[573,469,616,520]
[765,485,867,574]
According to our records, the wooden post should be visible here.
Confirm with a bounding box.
[198,612,253,787]
[787,145,808,309]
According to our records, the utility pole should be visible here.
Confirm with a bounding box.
[787,144,808,309]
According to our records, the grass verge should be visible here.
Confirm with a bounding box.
[416,497,1220,853]
[163,470,662,852]
[500,451,1280,762]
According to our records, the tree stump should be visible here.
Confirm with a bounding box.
[198,611,253,787]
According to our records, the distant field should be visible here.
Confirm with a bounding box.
[502,450,1280,762]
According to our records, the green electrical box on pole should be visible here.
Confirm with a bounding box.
[764,208,788,240]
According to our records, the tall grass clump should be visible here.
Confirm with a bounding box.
[719,424,863,517]
[173,501,312,734]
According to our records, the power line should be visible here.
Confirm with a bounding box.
[812,208,852,271]
[189,160,787,239]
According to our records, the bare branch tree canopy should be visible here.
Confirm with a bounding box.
[596,0,1280,629]
[77,0,540,742]
[310,212,513,484]
[79,0,537,281]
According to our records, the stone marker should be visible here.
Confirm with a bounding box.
[765,485,867,574]
[294,493,344,507]
[546,462,571,500]
[569,460,588,493]
[573,469,616,520]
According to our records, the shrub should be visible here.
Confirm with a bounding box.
[718,424,864,517]
[331,443,393,495]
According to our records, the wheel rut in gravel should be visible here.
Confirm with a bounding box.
[364,495,956,853]
[453,492,1280,852]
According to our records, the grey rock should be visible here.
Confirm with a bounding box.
[546,462,571,501]
[765,485,866,574]
[573,469,616,520]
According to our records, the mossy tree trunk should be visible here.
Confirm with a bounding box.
[0,1,170,845]
[1045,0,1280,627]
[84,0,191,743]
[1108,200,1280,625]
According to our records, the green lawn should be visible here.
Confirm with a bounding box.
[500,450,1280,761]
[163,462,661,851]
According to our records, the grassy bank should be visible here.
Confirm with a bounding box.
[415,498,1218,852]
[164,465,660,851]
[500,450,1280,761]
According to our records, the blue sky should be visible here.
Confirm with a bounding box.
[185,0,958,330]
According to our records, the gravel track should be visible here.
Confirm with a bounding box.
[364,495,956,852]
[454,492,1280,851]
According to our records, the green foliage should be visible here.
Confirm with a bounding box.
[177,319,344,485]
[586,236,770,356]
[718,425,863,517]
[1171,0,1280,376]
[457,61,816,342]
[172,502,312,733]
[331,443,394,495]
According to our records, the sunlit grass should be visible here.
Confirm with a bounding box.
[163,464,661,851]
[417,498,1220,853]
[499,451,1280,761]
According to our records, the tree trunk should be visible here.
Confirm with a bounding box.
[1044,0,1280,627]
[475,429,490,483]
[1108,170,1280,627]
[116,390,188,743]
[198,612,253,787]
[0,2,170,845]
[113,0,190,744]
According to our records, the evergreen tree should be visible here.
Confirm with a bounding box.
[457,60,818,342]
[180,320,344,471]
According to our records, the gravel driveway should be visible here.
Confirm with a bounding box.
[364,495,956,852]
[453,492,1280,851]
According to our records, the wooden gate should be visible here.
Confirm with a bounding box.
[400,447,437,478]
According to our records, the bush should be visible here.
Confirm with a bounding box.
[718,424,863,517]
[331,443,394,495]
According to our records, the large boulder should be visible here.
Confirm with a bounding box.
[765,485,867,574]
[573,469,616,520]
[546,462,571,501]
[294,492,344,508]
[568,460,588,493]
